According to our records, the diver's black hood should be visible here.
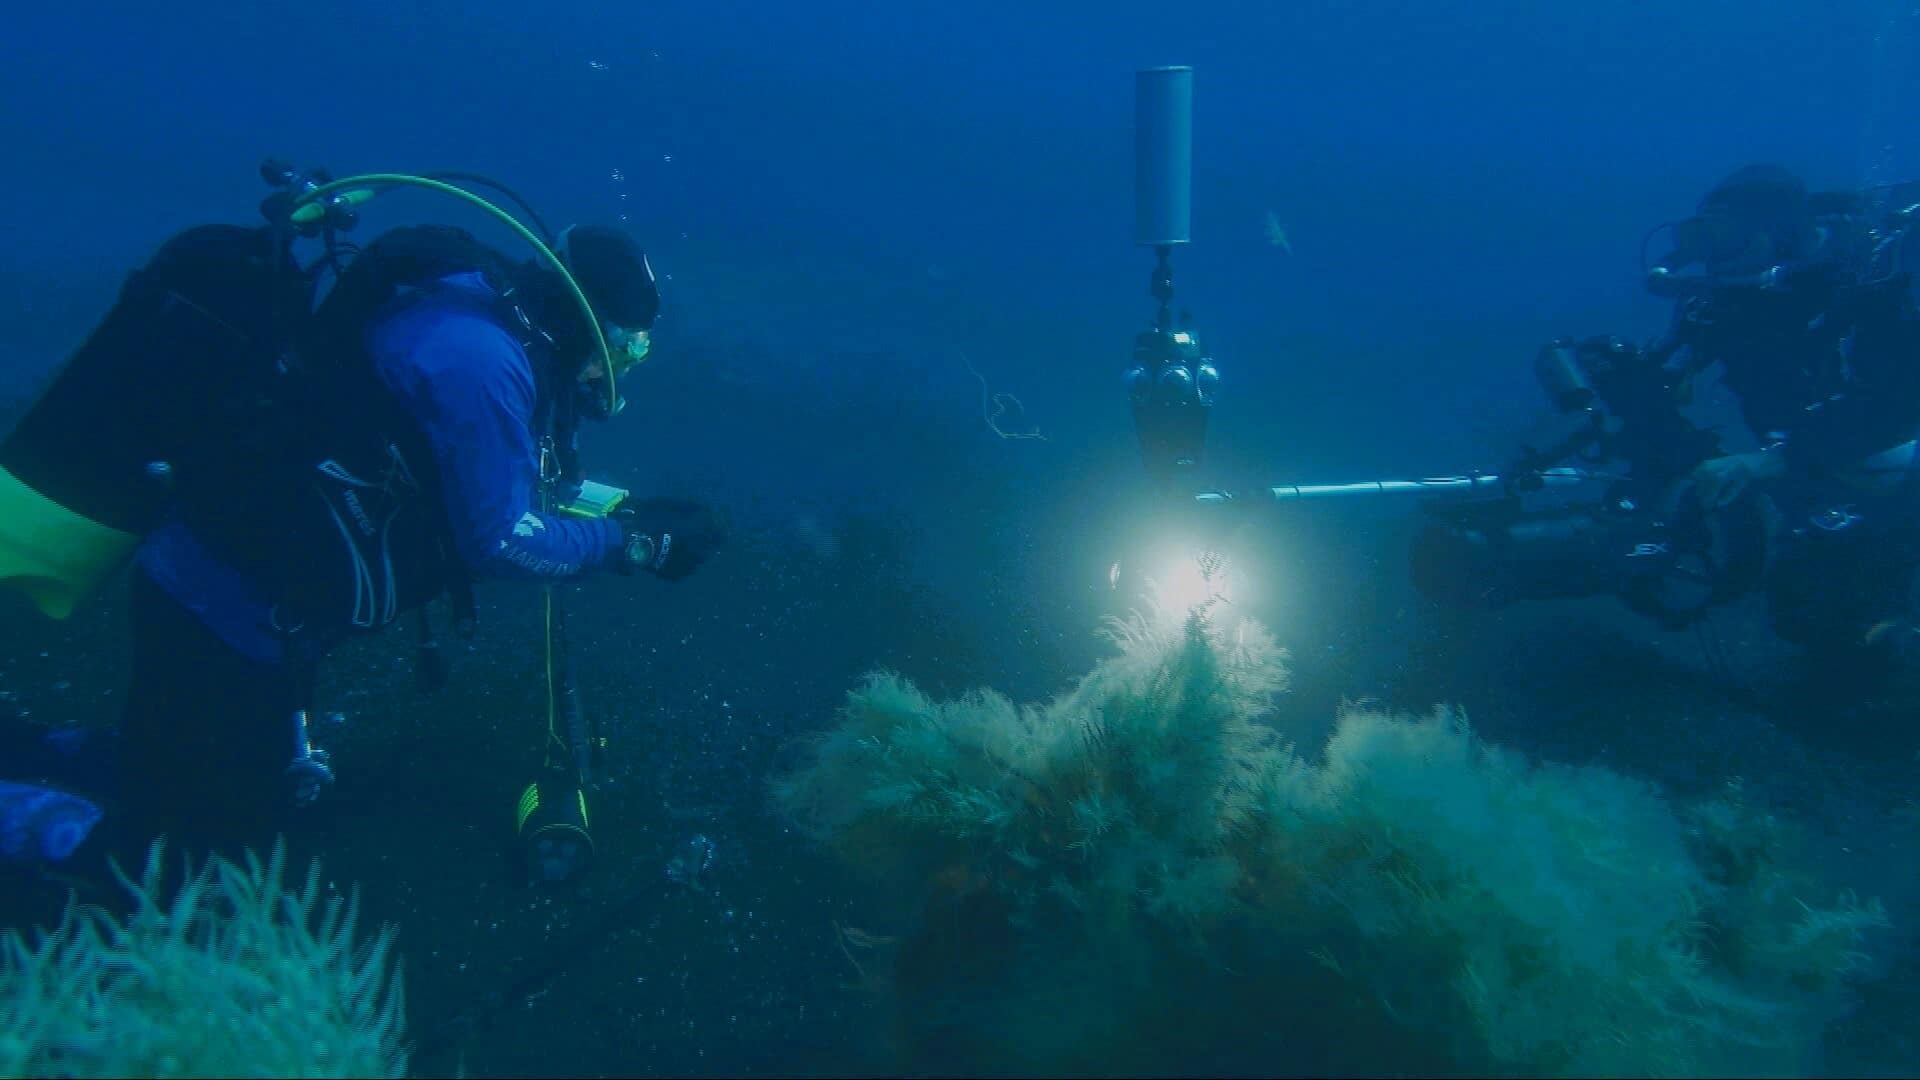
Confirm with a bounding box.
[512,225,659,374]
[513,261,596,368]
[559,225,659,330]
[1696,164,1813,260]
[511,262,628,426]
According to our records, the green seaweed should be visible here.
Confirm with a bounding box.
[775,603,1889,1077]
[0,841,407,1079]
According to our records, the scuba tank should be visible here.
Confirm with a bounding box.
[0,225,311,618]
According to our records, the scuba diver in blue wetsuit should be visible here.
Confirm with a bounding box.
[0,165,724,870]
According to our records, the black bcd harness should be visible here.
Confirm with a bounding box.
[137,223,569,669]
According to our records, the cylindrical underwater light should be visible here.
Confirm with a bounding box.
[1135,66,1194,248]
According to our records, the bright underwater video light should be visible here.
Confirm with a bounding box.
[1111,547,1243,618]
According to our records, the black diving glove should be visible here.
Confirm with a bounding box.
[612,497,725,581]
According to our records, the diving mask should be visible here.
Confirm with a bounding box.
[605,323,651,375]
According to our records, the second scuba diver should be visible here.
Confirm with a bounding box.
[1647,164,1920,683]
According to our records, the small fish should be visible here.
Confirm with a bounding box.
[1263,210,1293,254]
[587,59,610,72]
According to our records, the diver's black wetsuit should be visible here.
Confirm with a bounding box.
[116,567,298,856]
[1668,267,1920,664]
[1671,266,1920,476]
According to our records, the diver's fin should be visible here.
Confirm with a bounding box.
[0,465,139,619]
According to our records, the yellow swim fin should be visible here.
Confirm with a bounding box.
[0,465,139,620]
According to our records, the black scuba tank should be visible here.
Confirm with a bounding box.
[0,225,311,618]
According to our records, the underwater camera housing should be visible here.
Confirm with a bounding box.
[1128,321,1219,487]
[1410,336,1770,630]
[1409,487,1772,630]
